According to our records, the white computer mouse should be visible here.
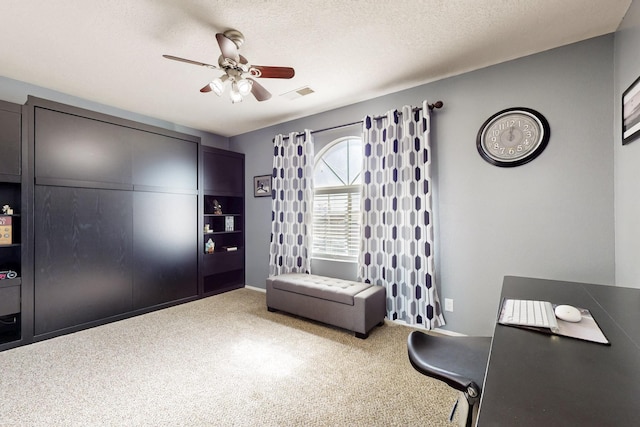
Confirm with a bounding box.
[554,304,582,322]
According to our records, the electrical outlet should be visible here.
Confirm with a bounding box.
[444,298,454,312]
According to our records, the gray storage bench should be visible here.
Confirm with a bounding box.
[266,273,386,338]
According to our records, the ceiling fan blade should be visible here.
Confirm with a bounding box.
[250,65,295,79]
[216,33,239,62]
[162,54,217,69]
[200,83,212,93]
[248,78,272,101]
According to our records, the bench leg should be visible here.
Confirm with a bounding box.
[355,319,385,339]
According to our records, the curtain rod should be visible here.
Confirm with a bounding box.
[280,100,444,140]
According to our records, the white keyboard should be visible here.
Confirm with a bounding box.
[502,299,559,332]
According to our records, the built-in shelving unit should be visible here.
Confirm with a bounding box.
[0,100,22,347]
[0,210,21,345]
[201,147,245,296]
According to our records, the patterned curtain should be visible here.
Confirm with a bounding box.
[357,101,445,329]
[269,130,315,276]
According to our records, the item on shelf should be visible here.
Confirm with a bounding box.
[225,216,234,231]
[0,215,12,245]
[222,246,238,251]
[205,238,215,254]
[0,270,17,280]
[2,205,13,215]
[213,199,222,215]
[204,224,211,233]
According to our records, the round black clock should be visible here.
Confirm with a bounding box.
[477,107,550,167]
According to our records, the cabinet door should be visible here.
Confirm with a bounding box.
[133,132,198,191]
[133,191,197,309]
[203,150,243,194]
[0,103,21,176]
[34,186,133,335]
[34,107,132,186]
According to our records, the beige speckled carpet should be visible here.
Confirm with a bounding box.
[0,288,457,426]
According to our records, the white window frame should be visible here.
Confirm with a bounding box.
[312,137,362,261]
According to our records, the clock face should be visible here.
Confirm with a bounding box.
[477,108,550,167]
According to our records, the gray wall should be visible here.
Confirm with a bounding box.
[0,76,229,148]
[1,30,626,336]
[231,35,616,336]
[614,1,640,288]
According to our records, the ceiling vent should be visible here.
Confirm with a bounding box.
[281,86,315,100]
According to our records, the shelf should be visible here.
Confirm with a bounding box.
[204,213,241,217]
[0,244,20,248]
[0,313,21,345]
[0,278,21,288]
[203,246,243,274]
[0,174,20,184]
[204,247,243,254]
[204,230,242,235]
[203,270,244,295]
[0,283,20,317]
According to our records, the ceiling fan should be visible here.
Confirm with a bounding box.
[163,29,295,103]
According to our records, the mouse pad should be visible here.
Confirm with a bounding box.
[498,299,610,345]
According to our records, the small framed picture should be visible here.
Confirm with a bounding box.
[254,174,271,197]
[622,74,640,145]
[225,216,234,231]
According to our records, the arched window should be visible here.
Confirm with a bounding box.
[312,137,362,260]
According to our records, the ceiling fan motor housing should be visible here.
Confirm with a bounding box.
[223,29,244,49]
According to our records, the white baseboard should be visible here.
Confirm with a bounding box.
[245,285,266,293]
[387,318,466,336]
[432,327,466,336]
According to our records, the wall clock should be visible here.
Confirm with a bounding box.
[476,107,550,167]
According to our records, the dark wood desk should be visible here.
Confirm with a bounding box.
[477,276,640,426]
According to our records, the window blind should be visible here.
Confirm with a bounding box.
[312,186,360,259]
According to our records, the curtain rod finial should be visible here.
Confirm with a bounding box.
[429,101,444,110]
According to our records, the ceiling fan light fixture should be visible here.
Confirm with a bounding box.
[229,83,243,103]
[210,75,228,96]
[236,77,253,96]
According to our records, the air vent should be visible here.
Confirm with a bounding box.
[281,86,315,100]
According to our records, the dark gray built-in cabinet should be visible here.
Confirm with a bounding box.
[0,96,245,351]
[30,98,199,338]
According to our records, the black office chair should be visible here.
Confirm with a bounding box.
[407,331,491,427]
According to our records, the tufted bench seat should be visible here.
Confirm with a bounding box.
[266,273,386,338]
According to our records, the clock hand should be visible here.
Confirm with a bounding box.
[508,126,515,141]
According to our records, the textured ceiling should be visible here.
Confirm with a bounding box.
[0,0,632,137]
